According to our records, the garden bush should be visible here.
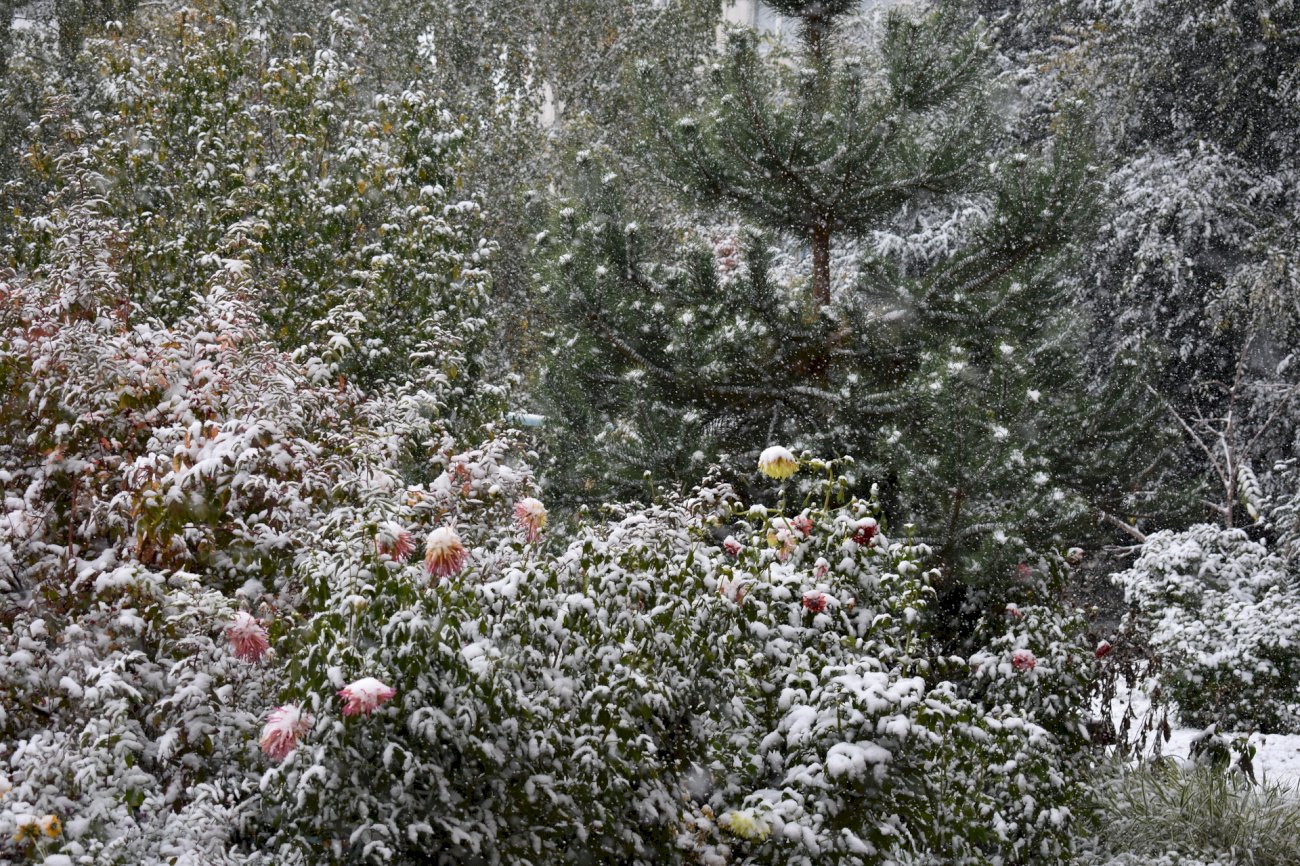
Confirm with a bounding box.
[1112,525,1300,733]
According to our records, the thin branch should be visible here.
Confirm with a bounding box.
[1098,510,1147,543]
[1146,383,1228,492]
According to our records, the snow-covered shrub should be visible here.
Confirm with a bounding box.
[0,187,506,862]
[0,202,315,862]
[1112,525,1300,733]
[19,5,494,397]
[261,458,1095,865]
[966,558,1096,742]
[0,210,1096,861]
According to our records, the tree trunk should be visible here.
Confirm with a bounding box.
[811,224,831,310]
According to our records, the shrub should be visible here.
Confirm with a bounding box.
[264,457,1096,865]
[0,190,499,863]
[1112,525,1300,733]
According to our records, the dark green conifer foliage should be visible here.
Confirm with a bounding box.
[656,5,988,309]
[538,2,1171,616]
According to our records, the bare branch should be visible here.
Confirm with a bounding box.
[1098,509,1147,543]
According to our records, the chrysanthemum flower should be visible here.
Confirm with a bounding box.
[1011,649,1037,672]
[424,526,468,579]
[259,705,311,762]
[802,591,828,614]
[851,517,878,546]
[39,815,61,839]
[791,514,813,537]
[12,817,40,845]
[1004,604,1024,620]
[513,497,548,543]
[722,535,743,557]
[720,809,771,841]
[375,521,414,561]
[226,611,270,663]
[338,677,396,716]
[718,575,752,604]
[813,557,830,578]
[766,518,798,560]
[757,446,798,479]
[1095,640,1113,659]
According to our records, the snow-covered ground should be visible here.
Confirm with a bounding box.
[1162,728,1300,789]
[1107,684,1300,789]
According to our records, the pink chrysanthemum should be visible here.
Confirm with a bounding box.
[723,535,743,557]
[801,591,828,614]
[226,611,270,663]
[375,521,414,562]
[424,527,468,579]
[513,497,548,543]
[813,557,830,578]
[718,575,752,604]
[259,705,310,762]
[851,518,878,546]
[1011,649,1037,672]
[338,677,396,716]
[767,518,798,560]
[791,515,813,538]
[1004,604,1024,620]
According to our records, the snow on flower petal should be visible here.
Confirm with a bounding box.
[375,521,414,561]
[225,611,270,663]
[513,497,548,543]
[718,575,752,604]
[424,526,468,579]
[338,677,397,716]
[260,705,311,762]
[1011,649,1037,672]
[757,445,798,479]
[851,517,878,546]
[802,590,828,614]
[39,815,61,839]
[719,809,771,841]
[767,517,798,560]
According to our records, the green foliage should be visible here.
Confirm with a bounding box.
[1089,762,1300,866]
[537,125,1164,610]
[265,460,1098,864]
[14,5,494,398]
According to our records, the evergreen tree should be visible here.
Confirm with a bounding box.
[538,0,1169,609]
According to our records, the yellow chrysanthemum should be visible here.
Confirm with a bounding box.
[720,809,771,841]
[40,814,61,838]
[757,446,798,479]
[12,818,40,844]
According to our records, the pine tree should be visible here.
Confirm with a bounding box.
[538,0,1170,608]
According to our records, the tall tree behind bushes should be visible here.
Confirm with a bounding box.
[537,0,1173,616]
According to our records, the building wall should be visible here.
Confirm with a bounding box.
[724,0,900,35]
